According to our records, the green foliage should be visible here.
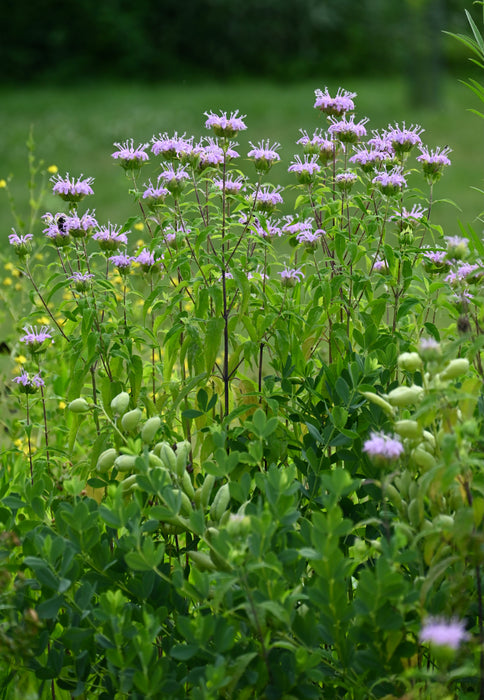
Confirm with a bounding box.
[1,35,484,696]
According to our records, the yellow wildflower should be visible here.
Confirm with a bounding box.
[3,278,12,286]
[15,355,27,364]
[47,165,58,174]
[0,179,6,189]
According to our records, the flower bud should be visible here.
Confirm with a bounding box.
[387,385,424,407]
[158,442,178,473]
[188,550,217,572]
[210,483,230,522]
[68,397,91,413]
[110,391,130,415]
[410,446,436,472]
[397,352,423,372]
[175,440,191,476]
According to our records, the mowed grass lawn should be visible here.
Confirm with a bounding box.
[0,76,482,242]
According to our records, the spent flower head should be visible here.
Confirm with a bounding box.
[445,236,469,261]
[335,171,358,192]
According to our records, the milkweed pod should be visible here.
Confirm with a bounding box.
[387,385,424,407]
[96,448,118,473]
[121,408,143,434]
[439,358,470,381]
[114,454,138,472]
[110,391,130,415]
[141,416,161,444]
[68,397,91,413]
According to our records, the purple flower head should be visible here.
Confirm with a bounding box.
[282,217,313,236]
[278,265,305,287]
[111,139,149,170]
[417,145,452,183]
[372,167,407,195]
[159,163,190,195]
[419,337,442,361]
[204,109,247,138]
[367,130,394,153]
[13,370,45,394]
[134,248,163,273]
[384,122,424,156]
[247,140,281,172]
[445,262,481,285]
[422,248,449,273]
[109,253,132,273]
[64,210,97,239]
[142,179,169,208]
[314,87,356,116]
[245,215,282,240]
[248,185,284,212]
[391,204,426,231]
[328,115,369,144]
[247,265,269,282]
[363,431,404,465]
[297,129,337,163]
[9,230,33,257]
[420,617,469,650]
[20,325,53,354]
[51,173,94,202]
[151,132,193,160]
[373,256,389,273]
[93,223,128,252]
[69,271,95,292]
[296,228,323,251]
[288,155,321,184]
[195,137,239,171]
[335,171,358,192]
[349,147,392,173]
[213,175,245,195]
[42,212,71,248]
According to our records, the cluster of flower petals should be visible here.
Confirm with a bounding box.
[313,87,356,115]
[363,431,404,461]
[111,139,149,162]
[51,173,94,197]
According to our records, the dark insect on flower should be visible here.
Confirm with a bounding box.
[56,214,67,233]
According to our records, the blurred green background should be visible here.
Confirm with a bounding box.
[0,0,482,239]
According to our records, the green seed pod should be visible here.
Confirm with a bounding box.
[360,391,395,417]
[439,358,470,381]
[387,385,424,407]
[68,397,91,413]
[410,446,437,472]
[175,440,191,477]
[181,470,195,500]
[407,498,423,528]
[172,488,192,516]
[114,454,138,472]
[158,442,177,473]
[141,416,161,444]
[384,484,405,513]
[210,483,230,522]
[394,419,422,440]
[199,473,216,508]
[96,448,118,473]
[121,408,143,434]
[110,391,130,415]
[148,451,164,468]
[397,352,423,372]
[120,474,138,494]
[188,550,217,572]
